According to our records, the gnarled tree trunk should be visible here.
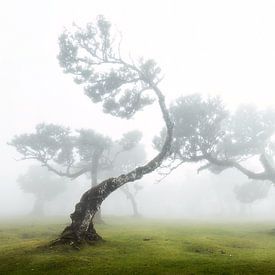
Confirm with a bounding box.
[51,86,173,246]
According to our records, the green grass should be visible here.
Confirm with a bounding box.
[0,216,275,274]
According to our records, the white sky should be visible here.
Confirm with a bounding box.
[1,0,275,214]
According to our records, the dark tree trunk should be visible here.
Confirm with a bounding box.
[51,85,173,247]
[51,177,119,245]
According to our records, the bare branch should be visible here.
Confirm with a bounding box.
[42,161,90,179]
[156,160,185,184]
[205,154,274,183]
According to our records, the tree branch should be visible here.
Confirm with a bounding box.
[205,154,274,183]
[42,162,90,179]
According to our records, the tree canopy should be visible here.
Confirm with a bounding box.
[17,165,67,215]
[154,93,275,183]
[10,123,144,183]
[58,15,162,119]
[234,180,271,204]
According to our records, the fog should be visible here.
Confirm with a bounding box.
[1,0,275,222]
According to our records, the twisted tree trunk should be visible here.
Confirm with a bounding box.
[51,85,173,246]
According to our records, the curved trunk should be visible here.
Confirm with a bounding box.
[51,85,173,246]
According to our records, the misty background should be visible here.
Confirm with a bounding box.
[1,0,275,219]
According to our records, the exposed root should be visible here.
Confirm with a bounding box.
[49,237,103,249]
[49,226,103,248]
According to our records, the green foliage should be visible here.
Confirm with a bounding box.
[58,16,157,119]
[9,123,73,166]
[76,129,112,163]
[154,94,227,160]
[170,94,227,159]
[154,94,275,171]
[1,217,275,274]
[118,130,142,151]
[10,122,146,186]
[220,105,275,159]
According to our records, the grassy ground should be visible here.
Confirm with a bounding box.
[0,216,275,274]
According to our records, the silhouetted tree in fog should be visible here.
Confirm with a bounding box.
[198,105,275,183]
[17,166,67,216]
[10,124,145,222]
[154,94,228,177]
[155,94,275,185]
[234,180,271,215]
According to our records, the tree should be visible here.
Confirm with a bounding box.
[10,124,145,222]
[154,94,228,178]
[76,129,146,218]
[234,180,271,204]
[80,129,147,218]
[10,16,173,246]
[154,94,275,184]
[198,105,275,183]
[17,165,67,216]
[234,180,271,215]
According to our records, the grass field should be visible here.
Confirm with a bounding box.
[0,216,275,274]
